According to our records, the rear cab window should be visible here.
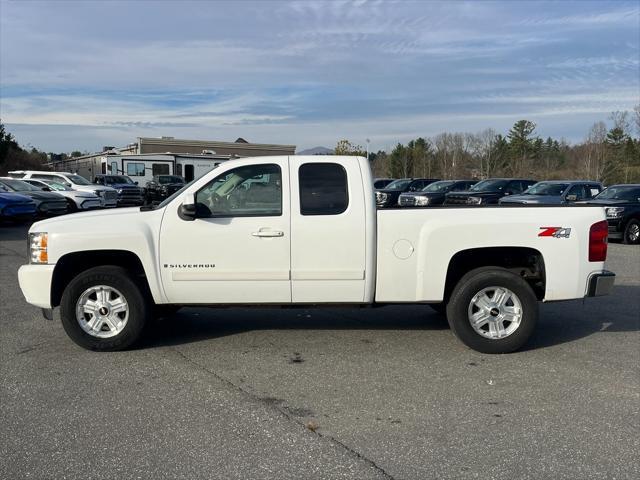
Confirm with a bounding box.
[298,163,348,215]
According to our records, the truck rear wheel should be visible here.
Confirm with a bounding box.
[60,266,150,351]
[446,267,538,354]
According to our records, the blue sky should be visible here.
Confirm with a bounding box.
[1,0,638,153]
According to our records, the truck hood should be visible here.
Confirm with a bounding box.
[31,206,149,231]
[400,191,446,199]
[12,190,65,201]
[501,194,563,204]
[377,187,409,194]
[578,199,633,206]
[0,192,35,204]
[109,183,141,190]
[446,191,502,198]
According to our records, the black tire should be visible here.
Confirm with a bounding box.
[446,267,538,354]
[60,266,151,351]
[623,219,640,245]
[66,198,78,213]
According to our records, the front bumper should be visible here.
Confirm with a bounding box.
[586,270,616,297]
[79,198,103,210]
[18,264,55,309]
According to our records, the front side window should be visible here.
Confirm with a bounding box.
[384,179,411,191]
[127,163,146,176]
[422,180,455,193]
[525,182,569,196]
[32,174,65,185]
[470,179,508,192]
[299,163,348,215]
[566,185,585,200]
[195,164,282,217]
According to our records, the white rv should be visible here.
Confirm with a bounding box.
[100,153,230,184]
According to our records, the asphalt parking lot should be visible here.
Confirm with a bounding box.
[1,222,638,480]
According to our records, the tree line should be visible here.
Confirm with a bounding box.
[0,120,87,175]
[335,107,640,184]
[2,107,640,184]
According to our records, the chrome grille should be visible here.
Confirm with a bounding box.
[445,195,468,205]
[399,196,416,207]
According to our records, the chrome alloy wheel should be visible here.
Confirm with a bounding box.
[75,285,129,338]
[628,223,640,243]
[467,286,523,340]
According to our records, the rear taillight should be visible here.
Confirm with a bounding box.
[589,220,608,262]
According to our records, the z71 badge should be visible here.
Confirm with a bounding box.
[538,227,571,238]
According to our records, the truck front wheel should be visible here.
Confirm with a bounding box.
[446,267,538,354]
[60,266,150,351]
[623,219,640,244]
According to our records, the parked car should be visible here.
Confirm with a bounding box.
[0,190,37,222]
[93,174,145,207]
[22,179,103,212]
[18,156,614,355]
[9,170,118,208]
[444,178,537,205]
[581,184,640,244]
[398,180,477,207]
[0,178,68,217]
[144,175,186,203]
[375,178,440,207]
[500,181,603,205]
[373,178,394,189]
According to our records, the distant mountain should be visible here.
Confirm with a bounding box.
[297,146,334,155]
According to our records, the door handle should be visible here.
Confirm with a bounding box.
[252,230,284,238]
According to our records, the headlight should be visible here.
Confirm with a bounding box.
[375,192,389,204]
[95,190,104,197]
[467,196,483,205]
[414,196,430,206]
[605,207,624,218]
[117,188,123,194]
[28,232,48,264]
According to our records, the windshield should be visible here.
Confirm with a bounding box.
[595,186,640,201]
[0,178,41,192]
[470,179,509,192]
[421,180,456,193]
[66,174,92,185]
[104,176,134,185]
[524,182,569,196]
[158,176,184,184]
[384,179,411,191]
[43,181,72,191]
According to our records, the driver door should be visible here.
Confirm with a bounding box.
[158,158,291,304]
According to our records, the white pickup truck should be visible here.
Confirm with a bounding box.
[18,156,615,354]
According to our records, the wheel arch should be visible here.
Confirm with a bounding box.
[51,250,156,307]
[443,247,546,302]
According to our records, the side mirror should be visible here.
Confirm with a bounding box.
[134,181,138,185]
[566,194,577,201]
[178,193,197,221]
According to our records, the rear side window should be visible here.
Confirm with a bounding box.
[299,163,348,215]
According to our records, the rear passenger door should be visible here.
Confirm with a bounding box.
[289,158,367,303]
